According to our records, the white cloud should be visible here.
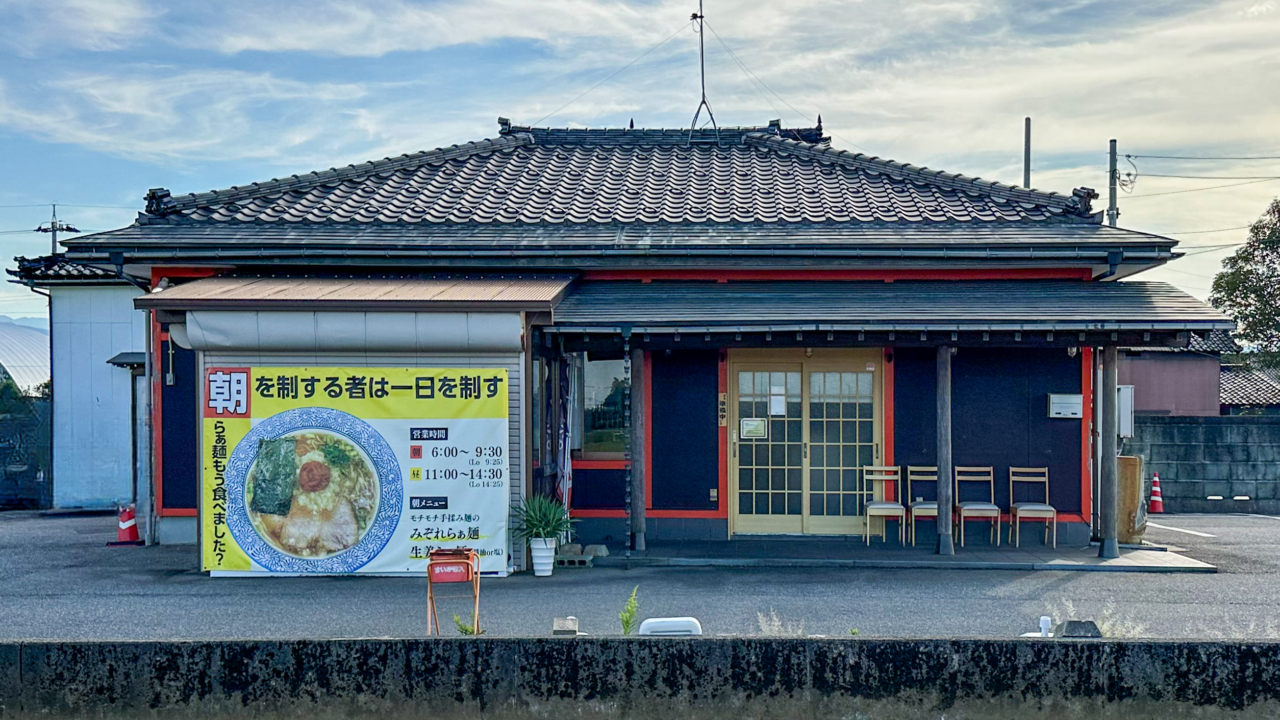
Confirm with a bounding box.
[0,70,376,163]
[179,0,687,57]
[0,0,156,54]
[1,0,1278,302]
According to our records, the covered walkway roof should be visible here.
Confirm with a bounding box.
[545,280,1232,335]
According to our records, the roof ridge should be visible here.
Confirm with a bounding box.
[499,119,829,146]
[745,133,1100,218]
[151,134,535,215]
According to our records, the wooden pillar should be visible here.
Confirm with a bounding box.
[936,345,955,555]
[1098,345,1120,558]
[630,347,646,551]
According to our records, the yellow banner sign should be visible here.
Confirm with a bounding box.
[202,367,510,576]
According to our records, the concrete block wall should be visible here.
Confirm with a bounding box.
[1126,416,1280,514]
[7,638,1280,718]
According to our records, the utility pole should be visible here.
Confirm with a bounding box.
[1023,117,1031,188]
[35,203,80,254]
[1107,139,1119,228]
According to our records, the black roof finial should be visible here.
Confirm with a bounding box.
[816,114,823,132]
[629,118,635,130]
[497,117,512,134]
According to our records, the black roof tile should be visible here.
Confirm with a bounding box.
[1221,365,1280,406]
[134,120,1099,231]
[7,256,120,285]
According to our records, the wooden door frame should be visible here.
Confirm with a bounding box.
[728,348,885,537]
[728,360,804,535]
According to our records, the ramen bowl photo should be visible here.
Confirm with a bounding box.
[247,430,378,558]
[224,407,402,573]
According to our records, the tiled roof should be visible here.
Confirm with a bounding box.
[549,280,1232,332]
[1191,330,1241,354]
[1130,329,1241,354]
[7,255,120,285]
[136,119,1100,229]
[1221,365,1280,406]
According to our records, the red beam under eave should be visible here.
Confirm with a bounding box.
[581,269,1093,282]
[151,267,218,286]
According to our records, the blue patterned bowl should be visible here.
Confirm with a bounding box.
[225,407,402,573]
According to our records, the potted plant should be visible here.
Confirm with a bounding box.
[512,495,576,577]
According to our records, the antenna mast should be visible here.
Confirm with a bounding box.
[688,0,720,144]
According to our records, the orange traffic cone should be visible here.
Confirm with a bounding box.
[1149,473,1165,514]
[108,504,143,546]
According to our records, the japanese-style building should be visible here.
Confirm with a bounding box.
[16,118,1232,570]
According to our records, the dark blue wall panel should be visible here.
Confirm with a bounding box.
[161,343,198,510]
[572,468,626,509]
[893,348,1082,513]
[650,350,719,510]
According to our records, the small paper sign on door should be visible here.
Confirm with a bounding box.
[769,394,786,416]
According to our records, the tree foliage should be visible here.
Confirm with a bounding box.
[1211,199,1280,366]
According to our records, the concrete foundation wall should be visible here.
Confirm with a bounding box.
[1126,416,1280,514]
[5,638,1280,719]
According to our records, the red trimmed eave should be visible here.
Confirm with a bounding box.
[151,267,218,287]
[581,269,1094,282]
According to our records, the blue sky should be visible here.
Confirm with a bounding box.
[2,0,1279,317]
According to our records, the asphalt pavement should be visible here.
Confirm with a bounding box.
[2,511,1278,641]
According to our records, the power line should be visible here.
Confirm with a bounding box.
[1125,177,1280,199]
[1138,173,1280,180]
[1127,154,1280,161]
[1161,266,1220,280]
[702,20,871,153]
[1164,225,1251,235]
[1,202,135,210]
[700,17,788,125]
[1181,243,1246,256]
[530,19,692,127]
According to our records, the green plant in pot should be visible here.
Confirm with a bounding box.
[512,495,576,577]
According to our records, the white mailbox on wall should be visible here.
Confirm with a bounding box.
[1047,394,1084,419]
[1118,385,1135,438]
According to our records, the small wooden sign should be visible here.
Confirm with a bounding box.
[718,392,728,426]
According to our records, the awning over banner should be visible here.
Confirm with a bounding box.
[136,275,574,312]
[135,275,575,353]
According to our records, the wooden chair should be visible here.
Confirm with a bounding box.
[863,466,906,545]
[954,466,1000,547]
[1009,467,1057,548]
[906,466,939,546]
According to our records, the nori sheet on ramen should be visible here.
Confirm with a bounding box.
[251,436,297,516]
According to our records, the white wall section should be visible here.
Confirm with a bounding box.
[51,285,146,508]
[184,311,522,353]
